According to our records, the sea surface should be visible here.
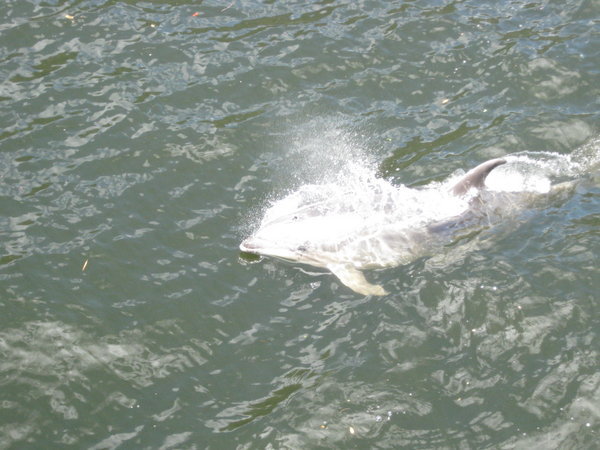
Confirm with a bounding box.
[1,0,598,448]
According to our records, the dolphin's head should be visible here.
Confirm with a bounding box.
[239,216,322,265]
[240,209,358,268]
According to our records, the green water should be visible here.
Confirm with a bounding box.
[1,0,598,448]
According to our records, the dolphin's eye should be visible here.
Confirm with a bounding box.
[292,216,298,220]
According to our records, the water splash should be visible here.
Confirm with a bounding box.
[262,121,475,235]
[263,129,600,237]
[280,119,377,188]
[484,142,600,193]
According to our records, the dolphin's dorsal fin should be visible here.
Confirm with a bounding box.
[450,158,507,196]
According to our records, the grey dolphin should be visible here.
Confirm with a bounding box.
[240,158,511,296]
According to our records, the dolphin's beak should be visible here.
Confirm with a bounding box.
[240,236,301,261]
[240,238,258,253]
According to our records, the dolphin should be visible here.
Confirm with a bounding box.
[240,158,513,296]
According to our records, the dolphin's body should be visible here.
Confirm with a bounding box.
[240,158,550,295]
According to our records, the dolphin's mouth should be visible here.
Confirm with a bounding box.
[240,238,259,253]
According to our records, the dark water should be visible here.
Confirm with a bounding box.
[1,0,598,448]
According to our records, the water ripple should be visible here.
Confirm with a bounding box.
[0,0,597,448]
